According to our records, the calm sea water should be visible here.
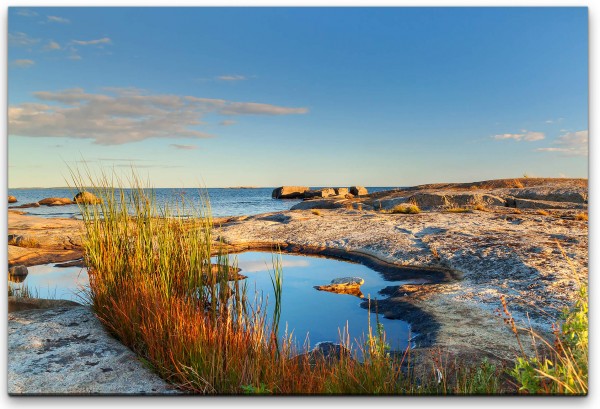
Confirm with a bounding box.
[7,187,395,219]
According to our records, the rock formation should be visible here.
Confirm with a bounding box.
[349,186,368,196]
[272,186,310,199]
[315,276,365,298]
[39,197,74,206]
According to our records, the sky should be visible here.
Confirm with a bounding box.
[7,7,589,188]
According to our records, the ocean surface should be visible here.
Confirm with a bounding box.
[7,187,396,219]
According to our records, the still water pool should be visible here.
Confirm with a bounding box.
[11,252,420,351]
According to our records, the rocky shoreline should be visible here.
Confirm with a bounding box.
[7,178,588,393]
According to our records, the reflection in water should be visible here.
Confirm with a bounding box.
[8,274,26,283]
[13,252,418,352]
[233,252,414,352]
[13,263,89,302]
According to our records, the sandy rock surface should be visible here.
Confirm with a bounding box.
[8,306,178,395]
[8,211,84,266]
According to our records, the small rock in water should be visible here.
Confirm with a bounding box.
[314,276,365,298]
[9,265,29,282]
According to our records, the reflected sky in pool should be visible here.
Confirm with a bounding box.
[11,263,89,302]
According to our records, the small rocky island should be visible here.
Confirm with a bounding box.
[8,178,588,394]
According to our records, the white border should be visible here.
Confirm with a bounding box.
[2,1,595,408]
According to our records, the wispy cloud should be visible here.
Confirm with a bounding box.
[536,130,588,157]
[8,32,40,47]
[72,37,111,46]
[47,15,70,24]
[217,74,247,81]
[44,41,61,51]
[220,102,308,115]
[16,9,38,17]
[491,130,545,142]
[12,59,35,68]
[219,120,236,126]
[170,144,199,150]
[9,88,308,145]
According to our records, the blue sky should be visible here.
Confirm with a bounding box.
[8,7,588,187]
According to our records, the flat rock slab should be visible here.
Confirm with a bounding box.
[8,306,178,395]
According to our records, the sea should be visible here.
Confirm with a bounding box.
[7,187,396,219]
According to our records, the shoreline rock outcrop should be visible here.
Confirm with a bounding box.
[39,197,74,206]
[8,195,17,203]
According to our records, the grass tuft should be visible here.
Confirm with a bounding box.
[384,203,421,214]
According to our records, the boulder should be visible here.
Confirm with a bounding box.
[334,187,349,196]
[304,188,336,199]
[349,186,368,196]
[8,196,17,203]
[39,197,73,206]
[272,186,309,199]
[9,202,40,209]
[9,265,28,278]
[314,276,365,298]
[73,191,102,205]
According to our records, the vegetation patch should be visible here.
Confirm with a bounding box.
[384,203,421,214]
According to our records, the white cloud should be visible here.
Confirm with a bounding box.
[221,102,308,115]
[16,9,38,17]
[536,130,588,157]
[170,144,199,150]
[12,59,35,68]
[8,32,40,47]
[45,41,61,51]
[217,75,247,81]
[9,88,309,145]
[47,15,70,24]
[219,120,237,126]
[72,37,111,46]
[491,130,545,142]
